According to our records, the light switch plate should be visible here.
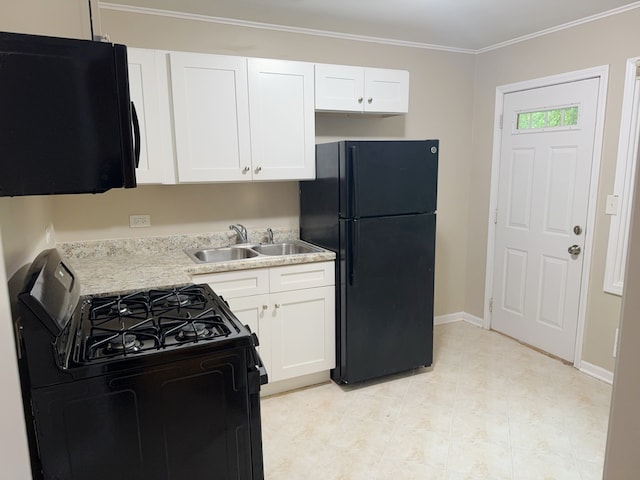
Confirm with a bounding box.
[605,195,619,215]
[129,214,151,228]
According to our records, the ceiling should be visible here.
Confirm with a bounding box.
[102,0,640,52]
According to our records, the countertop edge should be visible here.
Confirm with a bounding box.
[67,248,336,296]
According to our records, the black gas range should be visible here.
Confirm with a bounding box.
[14,249,267,480]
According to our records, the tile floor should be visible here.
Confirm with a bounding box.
[260,321,612,480]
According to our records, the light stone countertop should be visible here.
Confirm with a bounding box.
[60,230,335,296]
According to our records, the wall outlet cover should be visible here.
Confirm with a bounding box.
[129,214,151,228]
[605,195,619,215]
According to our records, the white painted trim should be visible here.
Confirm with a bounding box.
[434,312,465,325]
[579,361,614,385]
[98,2,640,55]
[604,57,640,297]
[477,2,640,53]
[484,65,610,370]
[434,312,485,328]
[98,3,476,54]
[462,312,485,328]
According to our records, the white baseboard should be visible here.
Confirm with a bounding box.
[434,311,485,328]
[579,361,614,385]
[462,312,484,328]
[434,312,465,325]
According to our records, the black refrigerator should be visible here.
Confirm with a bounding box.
[300,140,438,384]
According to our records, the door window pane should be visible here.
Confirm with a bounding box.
[515,105,580,132]
[517,113,531,129]
[548,109,562,127]
[564,107,579,125]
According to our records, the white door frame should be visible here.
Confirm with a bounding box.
[483,65,609,368]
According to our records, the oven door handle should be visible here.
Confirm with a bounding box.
[248,333,268,392]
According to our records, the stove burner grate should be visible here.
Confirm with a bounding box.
[166,293,192,307]
[77,284,243,364]
[176,321,213,341]
[106,333,141,353]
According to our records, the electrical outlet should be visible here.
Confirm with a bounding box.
[129,214,151,228]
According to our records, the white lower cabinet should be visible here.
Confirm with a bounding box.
[193,262,335,384]
[226,293,272,373]
[269,286,335,380]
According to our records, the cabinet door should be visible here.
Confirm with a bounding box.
[248,58,315,180]
[363,68,410,113]
[314,63,365,112]
[127,48,176,184]
[226,294,272,374]
[269,286,335,382]
[169,52,251,182]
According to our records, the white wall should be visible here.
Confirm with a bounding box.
[0,228,31,479]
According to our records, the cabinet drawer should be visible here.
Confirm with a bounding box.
[193,269,269,299]
[269,262,334,293]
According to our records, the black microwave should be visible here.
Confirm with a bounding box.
[0,31,139,197]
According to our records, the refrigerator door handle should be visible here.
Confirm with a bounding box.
[349,145,360,218]
[349,220,359,286]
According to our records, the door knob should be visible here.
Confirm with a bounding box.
[262,305,268,310]
[568,245,581,256]
[242,166,250,174]
[367,97,373,104]
[573,225,583,235]
[357,97,363,104]
[255,166,262,174]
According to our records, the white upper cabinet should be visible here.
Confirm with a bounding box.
[169,52,252,182]
[315,63,409,114]
[247,58,315,181]
[127,48,175,184]
[168,52,315,182]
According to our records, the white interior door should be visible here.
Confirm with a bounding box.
[492,78,600,361]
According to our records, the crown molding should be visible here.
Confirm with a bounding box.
[98,2,476,54]
[477,1,640,53]
[100,1,640,55]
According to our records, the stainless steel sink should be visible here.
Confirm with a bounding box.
[186,246,258,264]
[184,240,322,264]
[251,242,321,256]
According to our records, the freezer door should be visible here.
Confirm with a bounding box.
[336,213,435,383]
[340,140,438,218]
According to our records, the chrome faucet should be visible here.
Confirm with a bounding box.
[229,224,248,244]
[266,227,274,244]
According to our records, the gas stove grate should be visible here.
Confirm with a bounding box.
[77,285,241,364]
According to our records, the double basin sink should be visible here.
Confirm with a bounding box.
[185,240,323,264]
